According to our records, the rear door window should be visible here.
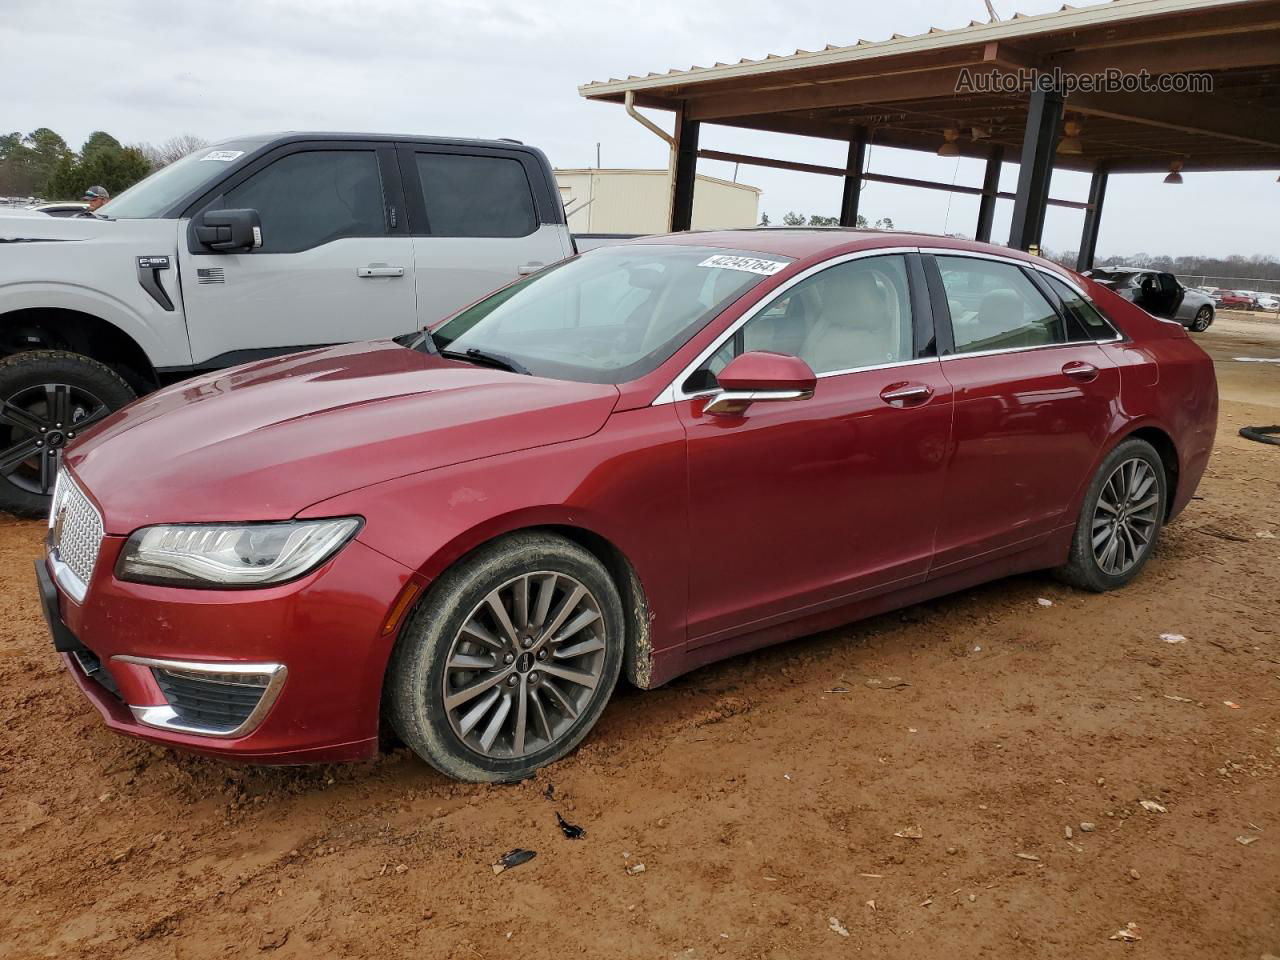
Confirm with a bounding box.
[1042,274,1119,341]
[935,256,1066,353]
[413,153,537,238]
[223,149,386,253]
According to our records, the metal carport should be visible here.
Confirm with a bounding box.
[578,0,1280,269]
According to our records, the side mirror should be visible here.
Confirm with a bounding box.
[703,350,816,417]
[194,208,262,252]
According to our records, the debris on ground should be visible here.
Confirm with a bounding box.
[1080,822,1097,832]
[865,900,877,911]
[394,863,408,874]
[1139,800,1168,814]
[556,812,585,840]
[1109,923,1142,942]
[828,917,849,937]
[1257,530,1277,539]
[1015,853,1041,862]
[893,826,923,839]
[1037,598,1054,607]
[625,862,646,876]
[1164,695,1194,703]
[1236,835,1260,846]
[1064,826,1073,839]
[865,677,910,690]
[544,783,555,800]
[492,849,536,875]
[1224,701,1242,709]
[1160,633,1188,644]
[826,686,850,693]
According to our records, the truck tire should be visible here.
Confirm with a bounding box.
[0,350,135,518]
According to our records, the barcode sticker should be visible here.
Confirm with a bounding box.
[200,150,244,162]
[698,254,788,276]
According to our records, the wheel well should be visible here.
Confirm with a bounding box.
[1127,426,1179,519]
[0,308,158,393]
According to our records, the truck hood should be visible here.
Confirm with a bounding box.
[66,341,620,532]
[0,211,121,241]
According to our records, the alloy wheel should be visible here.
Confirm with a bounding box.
[442,571,608,759]
[0,383,111,495]
[1091,457,1160,576]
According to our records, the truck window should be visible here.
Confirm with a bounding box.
[414,153,537,238]
[224,150,386,253]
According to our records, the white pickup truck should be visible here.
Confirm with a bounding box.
[0,133,582,515]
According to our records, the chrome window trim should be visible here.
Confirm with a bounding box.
[110,655,287,739]
[653,246,921,406]
[922,247,1123,346]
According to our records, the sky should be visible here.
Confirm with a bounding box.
[3,0,1277,260]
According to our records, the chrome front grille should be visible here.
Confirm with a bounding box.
[50,471,104,595]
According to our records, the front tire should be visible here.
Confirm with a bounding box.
[1190,306,1213,332]
[0,350,135,518]
[1056,438,1167,593]
[386,532,624,783]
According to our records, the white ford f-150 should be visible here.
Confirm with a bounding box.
[0,132,579,515]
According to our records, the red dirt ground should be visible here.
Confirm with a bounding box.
[1,314,1277,959]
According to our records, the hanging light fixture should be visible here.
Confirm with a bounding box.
[937,128,961,157]
[1164,159,1184,184]
[1057,120,1084,155]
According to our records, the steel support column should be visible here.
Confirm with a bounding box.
[670,107,700,232]
[974,144,1004,243]
[1008,88,1063,251]
[1076,163,1109,272]
[839,126,868,227]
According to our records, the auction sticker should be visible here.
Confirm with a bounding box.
[200,150,245,162]
[698,254,788,276]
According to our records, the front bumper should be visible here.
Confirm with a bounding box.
[39,535,417,765]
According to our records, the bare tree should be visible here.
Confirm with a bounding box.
[139,134,210,170]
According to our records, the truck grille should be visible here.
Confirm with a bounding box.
[50,472,104,591]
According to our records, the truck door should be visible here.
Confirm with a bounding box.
[178,141,417,366]
[397,145,571,328]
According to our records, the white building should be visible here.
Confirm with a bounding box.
[554,169,760,235]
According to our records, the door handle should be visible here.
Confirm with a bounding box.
[517,262,544,276]
[879,382,933,407]
[356,265,404,278]
[1062,361,1099,382]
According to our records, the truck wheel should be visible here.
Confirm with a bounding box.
[0,350,135,518]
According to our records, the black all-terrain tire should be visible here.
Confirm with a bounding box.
[0,350,136,518]
[1056,437,1167,593]
[386,532,625,783]
[1190,307,1213,332]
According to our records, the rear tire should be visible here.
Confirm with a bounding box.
[1190,307,1212,332]
[1056,437,1167,593]
[386,532,624,783]
[0,350,135,518]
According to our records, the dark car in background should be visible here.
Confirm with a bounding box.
[1089,267,1215,332]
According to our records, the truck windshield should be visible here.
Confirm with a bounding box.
[96,139,268,219]
[426,244,792,385]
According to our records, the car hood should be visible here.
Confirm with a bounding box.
[67,341,620,532]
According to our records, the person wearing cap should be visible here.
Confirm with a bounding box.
[80,185,109,214]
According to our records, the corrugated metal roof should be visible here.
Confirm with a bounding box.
[579,0,1260,96]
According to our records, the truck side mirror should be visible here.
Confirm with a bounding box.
[194,208,262,252]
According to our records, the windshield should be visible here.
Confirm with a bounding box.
[427,244,792,384]
[97,139,267,219]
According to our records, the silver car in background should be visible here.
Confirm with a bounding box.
[1088,266,1216,332]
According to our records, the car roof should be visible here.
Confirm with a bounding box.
[619,227,1054,266]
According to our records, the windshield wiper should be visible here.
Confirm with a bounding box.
[440,347,530,376]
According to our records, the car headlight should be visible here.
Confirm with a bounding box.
[116,518,362,588]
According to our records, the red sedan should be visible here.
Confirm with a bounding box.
[38,230,1218,782]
